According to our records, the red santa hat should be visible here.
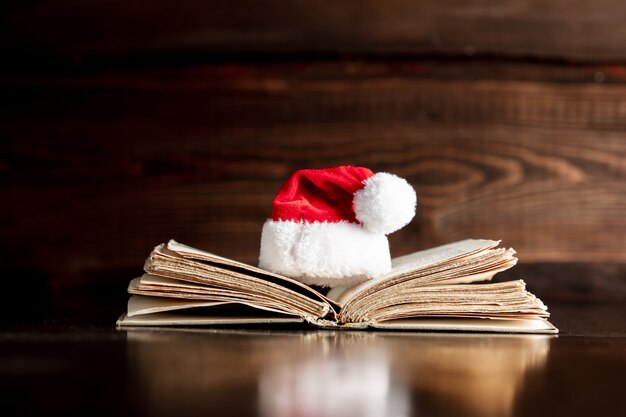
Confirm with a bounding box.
[259,166,417,287]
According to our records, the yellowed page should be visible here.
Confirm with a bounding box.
[117,313,304,327]
[370,317,558,334]
[144,243,333,318]
[127,295,301,317]
[335,239,507,305]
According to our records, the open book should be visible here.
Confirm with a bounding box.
[116,239,557,334]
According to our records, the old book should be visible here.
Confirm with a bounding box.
[116,239,558,334]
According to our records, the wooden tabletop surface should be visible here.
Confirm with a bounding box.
[1,301,624,417]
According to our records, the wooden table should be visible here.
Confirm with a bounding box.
[2,301,624,417]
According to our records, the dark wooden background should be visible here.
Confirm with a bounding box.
[1,1,625,313]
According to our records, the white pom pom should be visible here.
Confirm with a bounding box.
[353,172,417,235]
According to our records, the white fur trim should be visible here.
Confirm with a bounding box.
[353,172,417,235]
[259,220,391,287]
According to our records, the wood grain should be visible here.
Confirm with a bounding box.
[3,1,626,64]
[2,63,625,293]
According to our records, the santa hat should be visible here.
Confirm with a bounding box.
[259,166,416,287]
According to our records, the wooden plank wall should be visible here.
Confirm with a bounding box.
[1,1,625,303]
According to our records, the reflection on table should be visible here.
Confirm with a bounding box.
[125,329,552,417]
